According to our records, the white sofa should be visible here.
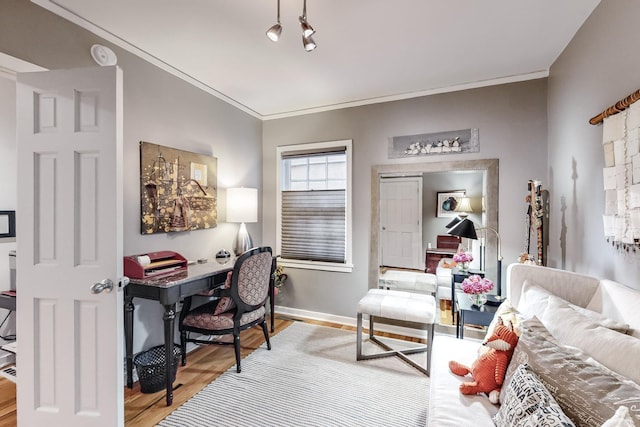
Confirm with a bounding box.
[428,263,640,426]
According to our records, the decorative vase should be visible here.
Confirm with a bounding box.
[459,262,469,272]
[468,293,487,307]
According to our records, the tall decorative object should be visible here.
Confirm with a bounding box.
[139,142,217,234]
[591,89,640,252]
[227,187,258,255]
[521,180,548,265]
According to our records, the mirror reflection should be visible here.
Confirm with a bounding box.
[370,159,499,326]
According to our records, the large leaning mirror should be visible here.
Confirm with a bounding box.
[369,159,499,296]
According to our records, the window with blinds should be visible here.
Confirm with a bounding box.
[277,140,353,272]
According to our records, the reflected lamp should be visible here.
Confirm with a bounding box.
[448,218,503,297]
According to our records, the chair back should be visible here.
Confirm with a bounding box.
[230,247,274,315]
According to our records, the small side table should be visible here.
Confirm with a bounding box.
[450,268,484,324]
[455,290,498,339]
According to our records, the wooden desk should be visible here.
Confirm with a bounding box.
[424,248,457,273]
[124,256,275,406]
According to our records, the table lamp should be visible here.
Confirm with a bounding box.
[227,187,258,255]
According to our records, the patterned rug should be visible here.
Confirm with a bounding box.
[158,321,430,426]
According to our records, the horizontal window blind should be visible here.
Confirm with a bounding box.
[281,189,346,263]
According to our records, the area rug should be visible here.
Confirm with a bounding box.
[158,321,430,426]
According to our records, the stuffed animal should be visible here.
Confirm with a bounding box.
[448,319,519,404]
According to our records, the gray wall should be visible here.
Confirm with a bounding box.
[0,0,263,351]
[263,80,548,318]
[547,0,640,290]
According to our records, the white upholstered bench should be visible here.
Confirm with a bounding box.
[378,270,437,294]
[356,289,436,375]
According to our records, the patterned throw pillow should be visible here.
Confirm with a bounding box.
[503,317,640,426]
[494,364,575,427]
[213,271,235,315]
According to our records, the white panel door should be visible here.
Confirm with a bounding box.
[380,177,422,269]
[16,66,123,426]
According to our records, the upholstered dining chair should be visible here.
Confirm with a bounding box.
[179,246,274,373]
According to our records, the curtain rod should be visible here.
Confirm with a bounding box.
[589,88,640,125]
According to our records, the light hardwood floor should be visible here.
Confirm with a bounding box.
[0,315,424,426]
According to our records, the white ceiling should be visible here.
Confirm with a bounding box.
[33,0,600,120]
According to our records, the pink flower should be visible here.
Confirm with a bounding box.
[461,275,494,295]
[453,252,474,263]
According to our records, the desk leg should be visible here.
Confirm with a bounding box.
[124,295,135,389]
[459,311,464,339]
[163,303,176,406]
[270,285,275,333]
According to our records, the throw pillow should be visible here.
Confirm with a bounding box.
[479,298,522,355]
[502,317,640,426]
[494,364,575,427]
[519,282,630,333]
[541,295,640,384]
[213,271,235,315]
[517,280,552,318]
[602,406,636,427]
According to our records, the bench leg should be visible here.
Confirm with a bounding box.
[356,314,432,376]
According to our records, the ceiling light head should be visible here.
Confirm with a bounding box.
[303,35,317,52]
[299,16,315,37]
[266,23,282,42]
[266,0,282,42]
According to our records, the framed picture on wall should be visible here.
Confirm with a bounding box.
[436,191,465,218]
[0,211,16,238]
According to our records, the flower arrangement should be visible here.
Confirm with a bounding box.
[460,275,494,295]
[453,252,474,263]
[273,264,287,289]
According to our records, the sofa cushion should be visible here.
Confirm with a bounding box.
[494,364,575,427]
[503,317,640,426]
[542,295,640,384]
[428,335,498,427]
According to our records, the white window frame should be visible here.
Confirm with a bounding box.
[276,139,353,273]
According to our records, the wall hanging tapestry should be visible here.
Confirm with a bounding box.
[139,141,217,234]
[388,128,479,159]
[590,88,640,251]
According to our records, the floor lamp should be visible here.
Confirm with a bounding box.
[447,218,503,298]
[227,187,258,255]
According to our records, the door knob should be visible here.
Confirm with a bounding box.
[91,279,114,294]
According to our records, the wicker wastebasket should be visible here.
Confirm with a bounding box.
[133,344,181,394]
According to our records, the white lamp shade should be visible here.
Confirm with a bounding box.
[227,187,258,223]
[455,197,473,213]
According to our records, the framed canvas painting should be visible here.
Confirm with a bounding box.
[437,191,465,218]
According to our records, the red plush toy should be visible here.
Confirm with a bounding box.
[448,319,519,404]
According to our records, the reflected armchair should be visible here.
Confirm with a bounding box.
[179,246,274,373]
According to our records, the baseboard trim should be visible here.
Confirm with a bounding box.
[274,305,430,339]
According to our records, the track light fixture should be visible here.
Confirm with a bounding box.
[265,0,282,42]
[265,0,317,52]
[299,0,315,38]
[303,35,316,52]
